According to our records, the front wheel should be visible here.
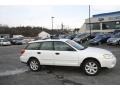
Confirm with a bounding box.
[28,59,41,71]
[98,42,101,45]
[118,40,120,45]
[82,60,101,76]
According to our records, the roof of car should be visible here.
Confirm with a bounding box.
[29,39,69,43]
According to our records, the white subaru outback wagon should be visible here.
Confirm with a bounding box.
[20,39,116,76]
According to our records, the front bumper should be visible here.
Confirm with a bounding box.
[101,57,116,68]
[107,41,118,45]
[2,43,11,46]
[89,41,98,45]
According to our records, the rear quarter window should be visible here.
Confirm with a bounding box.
[26,42,41,50]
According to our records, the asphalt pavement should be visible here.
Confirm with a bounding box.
[0,44,120,85]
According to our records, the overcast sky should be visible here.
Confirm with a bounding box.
[0,5,120,29]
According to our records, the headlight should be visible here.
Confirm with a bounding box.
[107,40,110,42]
[103,54,113,59]
[94,40,98,42]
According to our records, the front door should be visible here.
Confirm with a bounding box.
[53,41,79,66]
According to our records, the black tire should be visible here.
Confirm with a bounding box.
[98,42,101,45]
[86,38,89,41]
[80,40,82,43]
[118,41,120,45]
[119,41,120,45]
[82,59,101,76]
[28,58,41,71]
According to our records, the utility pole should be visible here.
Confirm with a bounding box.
[61,23,64,31]
[89,5,92,38]
[51,16,55,35]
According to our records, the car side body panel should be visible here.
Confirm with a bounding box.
[20,39,116,69]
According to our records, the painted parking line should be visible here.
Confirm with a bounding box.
[0,68,29,77]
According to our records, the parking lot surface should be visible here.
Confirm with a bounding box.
[0,44,120,85]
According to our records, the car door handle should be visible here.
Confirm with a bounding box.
[55,53,60,55]
[37,52,41,54]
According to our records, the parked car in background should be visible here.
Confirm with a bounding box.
[0,38,11,46]
[112,30,120,35]
[23,38,35,44]
[73,33,90,43]
[20,39,116,76]
[59,34,68,39]
[90,32,103,39]
[10,38,26,45]
[107,33,120,45]
[65,34,77,40]
[89,34,111,45]
[15,39,26,45]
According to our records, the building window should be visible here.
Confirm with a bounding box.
[115,21,120,29]
[102,21,120,30]
[86,23,100,30]
[86,21,120,30]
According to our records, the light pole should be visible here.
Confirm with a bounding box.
[51,16,55,35]
[89,5,92,38]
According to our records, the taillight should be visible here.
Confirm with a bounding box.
[21,49,25,55]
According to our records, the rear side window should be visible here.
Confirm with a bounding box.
[26,43,41,50]
[40,41,53,50]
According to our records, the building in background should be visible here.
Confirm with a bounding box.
[38,31,50,39]
[81,11,120,33]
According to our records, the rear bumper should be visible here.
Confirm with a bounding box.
[20,55,28,64]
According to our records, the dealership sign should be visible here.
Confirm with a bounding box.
[97,16,120,22]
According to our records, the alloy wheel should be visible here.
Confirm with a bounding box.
[29,60,40,71]
[84,61,99,75]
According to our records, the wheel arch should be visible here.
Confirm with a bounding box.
[80,57,101,67]
[27,57,39,65]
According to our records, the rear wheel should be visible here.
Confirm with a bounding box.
[82,59,101,76]
[28,58,41,71]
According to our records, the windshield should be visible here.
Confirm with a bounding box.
[66,35,72,39]
[75,33,84,38]
[94,35,103,39]
[66,40,85,50]
[77,33,88,38]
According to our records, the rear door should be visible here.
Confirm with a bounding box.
[53,41,79,66]
[38,41,54,65]
[26,41,54,65]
